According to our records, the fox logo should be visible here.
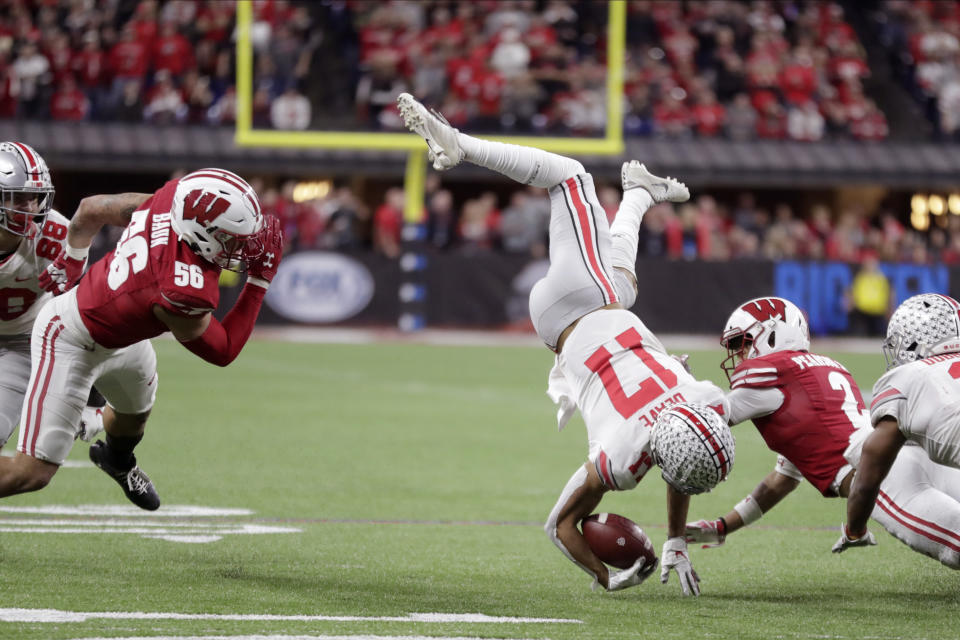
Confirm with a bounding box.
[740,298,787,323]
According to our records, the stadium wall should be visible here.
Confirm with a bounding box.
[230,253,952,336]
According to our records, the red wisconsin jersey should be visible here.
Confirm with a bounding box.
[730,350,871,495]
[76,179,220,348]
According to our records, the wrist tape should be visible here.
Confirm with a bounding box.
[733,495,763,525]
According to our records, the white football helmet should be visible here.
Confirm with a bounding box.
[171,168,264,270]
[720,296,810,380]
[650,402,735,495]
[883,293,960,369]
[0,141,54,236]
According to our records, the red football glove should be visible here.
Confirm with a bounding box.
[38,248,87,294]
[246,215,284,284]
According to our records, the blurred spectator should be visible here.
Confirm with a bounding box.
[270,83,311,130]
[152,20,194,76]
[459,191,500,252]
[725,93,757,140]
[12,42,50,118]
[425,188,456,250]
[490,27,530,78]
[326,186,368,250]
[787,100,825,141]
[499,190,548,255]
[373,187,405,259]
[845,254,893,336]
[50,75,89,121]
[114,79,144,122]
[143,70,186,124]
[692,87,725,137]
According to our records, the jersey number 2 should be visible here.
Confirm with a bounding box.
[585,327,678,419]
[107,210,148,290]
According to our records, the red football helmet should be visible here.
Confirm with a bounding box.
[720,297,810,380]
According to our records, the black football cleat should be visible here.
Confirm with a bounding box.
[88,441,160,511]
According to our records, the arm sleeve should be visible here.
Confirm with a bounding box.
[869,371,907,426]
[180,283,266,367]
[774,455,804,482]
[726,386,785,425]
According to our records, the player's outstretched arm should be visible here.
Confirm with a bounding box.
[686,470,800,546]
[661,484,700,596]
[837,418,905,551]
[158,215,284,367]
[38,192,152,293]
[66,193,152,248]
[546,464,609,585]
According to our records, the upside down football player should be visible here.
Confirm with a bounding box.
[840,293,960,561]
[399,93,735,596]
[0,168,283,511]
[0,141,115,454]
[684,296,960,569]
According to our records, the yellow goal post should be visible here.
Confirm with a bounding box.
[234,0,627,221]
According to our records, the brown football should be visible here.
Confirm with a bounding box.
[581,512,657,570]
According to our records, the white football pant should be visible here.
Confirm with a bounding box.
[18,288,158,465]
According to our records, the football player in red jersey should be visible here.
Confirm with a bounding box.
[0,168,283,511]
[399,92,736,596]
[685,296,960,569]
[0,141,114,452]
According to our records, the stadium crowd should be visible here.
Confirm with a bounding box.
[164,175,948,268]
[877,0,960,139]
[1,0,889,141]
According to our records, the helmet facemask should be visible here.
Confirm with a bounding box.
[720,321,764,382]
[0,182,54,237]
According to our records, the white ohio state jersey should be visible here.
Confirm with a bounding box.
[0,210,69,335]
[549,308,728,490]
[871,352,960,468]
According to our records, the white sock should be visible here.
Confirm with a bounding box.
[457,133,584,188]
[609,188,655,274]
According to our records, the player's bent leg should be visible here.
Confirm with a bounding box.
[529,173,620,349]
[609,162,690,305]
[871,447,960,569]
[0,343,31,451]
[89,340,160,510]
[88,409,159,512]
[0,451,58,496]
[398,92,585,188]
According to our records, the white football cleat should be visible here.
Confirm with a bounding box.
[621,161,689,204]
[397,92,464,171]
[77,406,104,442]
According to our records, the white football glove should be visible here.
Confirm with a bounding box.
[831,524,878,554]
[660,537,701,596]
[685,518,726,548]
[601,556,659,592]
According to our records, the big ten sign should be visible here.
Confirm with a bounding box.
[774,261,949,335]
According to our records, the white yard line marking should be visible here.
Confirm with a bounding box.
[0,505,253,517]
[68,636,544,640]
[0,505,297,543]
[0,608,582,625]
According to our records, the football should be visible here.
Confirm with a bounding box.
[581,512,657,570]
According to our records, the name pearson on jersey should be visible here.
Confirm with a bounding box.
[791,353,847,372]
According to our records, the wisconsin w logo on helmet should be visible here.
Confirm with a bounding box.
[740,298,787,323]
[182,190,231,226]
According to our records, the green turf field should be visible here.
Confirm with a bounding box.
[0,340,956,640]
